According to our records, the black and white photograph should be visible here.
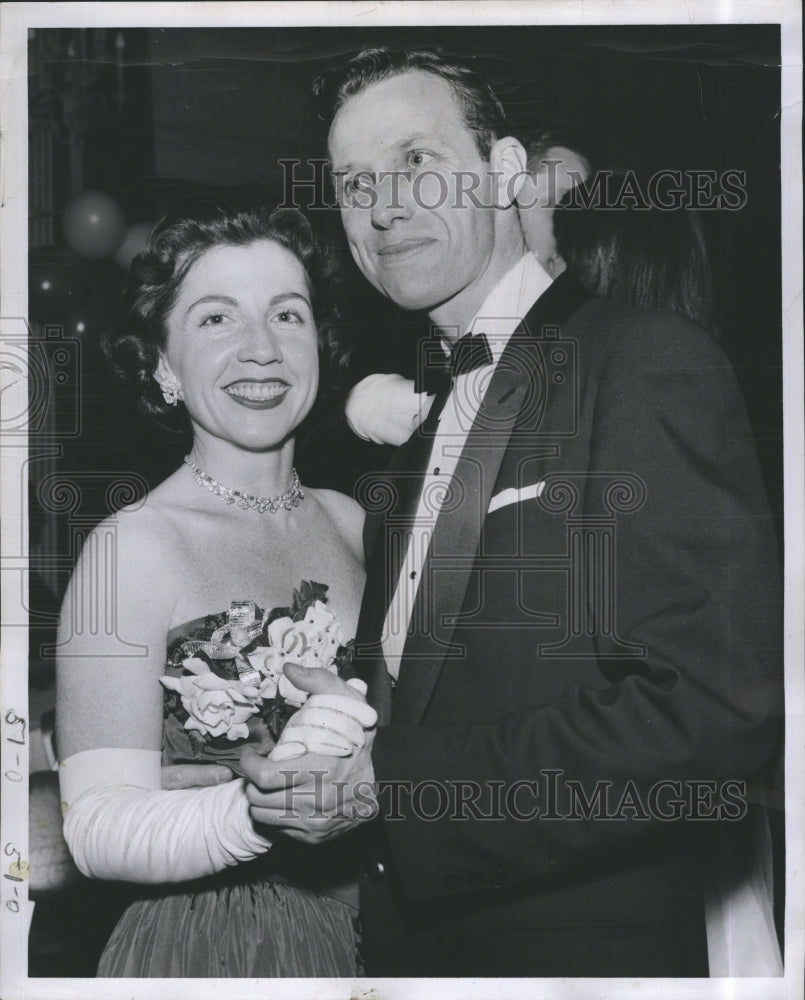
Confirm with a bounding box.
[1,2,802,998]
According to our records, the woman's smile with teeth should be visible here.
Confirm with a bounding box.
[224,381,289,401]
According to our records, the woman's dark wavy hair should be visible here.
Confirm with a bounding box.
[313,47,507,159]
[553,173,718,335]
[104,197,349,435]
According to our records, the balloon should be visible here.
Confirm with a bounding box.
[113,221,154,269]
[62,191,127,260]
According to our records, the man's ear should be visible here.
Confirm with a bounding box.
[490,136,528,209]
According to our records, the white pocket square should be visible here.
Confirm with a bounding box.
[488,481,545,514]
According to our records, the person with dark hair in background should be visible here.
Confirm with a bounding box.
[553,173,717,332]
[238,47,782,978]
[56,198,374,977]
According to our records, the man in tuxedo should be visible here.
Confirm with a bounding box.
[241,48,782,977]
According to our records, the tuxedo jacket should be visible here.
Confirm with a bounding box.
[353,273,783,977]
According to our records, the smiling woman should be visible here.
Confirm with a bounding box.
[54,197,370,977]
[157,239,320,454]
[106,199,346,438]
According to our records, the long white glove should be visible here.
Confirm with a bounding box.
[345,373,431,446]
[60,747,272,883]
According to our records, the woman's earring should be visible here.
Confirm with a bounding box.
[156,372,184,406]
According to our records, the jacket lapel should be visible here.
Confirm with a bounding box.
[392,272,592,724]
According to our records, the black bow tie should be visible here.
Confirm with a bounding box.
[415,332,493,395]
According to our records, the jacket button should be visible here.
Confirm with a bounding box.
[365,859,385,881]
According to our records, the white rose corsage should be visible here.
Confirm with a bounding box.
[345,373,432,446]
[160,581,355,770]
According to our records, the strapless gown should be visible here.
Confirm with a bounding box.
[96,611,362,978]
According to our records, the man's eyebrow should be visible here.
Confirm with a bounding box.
[395,133,434,150]
[331,134,441,175]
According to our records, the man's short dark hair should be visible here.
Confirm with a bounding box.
[313,47,507,160]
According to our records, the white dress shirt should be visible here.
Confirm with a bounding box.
[382,253,552,680]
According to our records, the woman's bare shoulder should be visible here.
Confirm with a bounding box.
[100,493,178,555]
[76,479,190,605]
[308,488,365,559]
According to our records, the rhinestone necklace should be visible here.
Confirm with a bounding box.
[183,456,304,514]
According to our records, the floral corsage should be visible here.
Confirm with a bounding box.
[160,581,355,772]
